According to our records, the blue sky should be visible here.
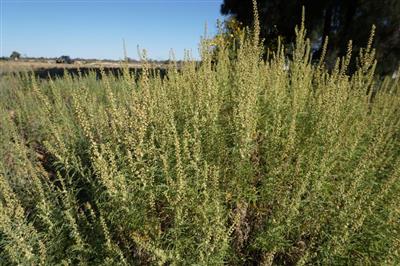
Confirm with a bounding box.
[1,0,225,60]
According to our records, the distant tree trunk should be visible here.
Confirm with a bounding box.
[315,3,333,59]
[322,4,333,46]
[340,0,358,52]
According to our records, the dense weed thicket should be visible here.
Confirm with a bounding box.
[1,11,400,265]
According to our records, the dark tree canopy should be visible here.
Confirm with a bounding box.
[221,0,400,74]
[10,51,21,61]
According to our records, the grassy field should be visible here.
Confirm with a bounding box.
[0,60,149,75]
[0,18,399,265]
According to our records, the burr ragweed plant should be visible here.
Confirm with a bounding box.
[1,3,400,265]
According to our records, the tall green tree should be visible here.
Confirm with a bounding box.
[221,0,400,74]
[10,51,21,61]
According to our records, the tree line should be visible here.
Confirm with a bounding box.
[221,0,400,74]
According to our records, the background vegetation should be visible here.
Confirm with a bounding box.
[221,0,400,75]
[1,6,400,265]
